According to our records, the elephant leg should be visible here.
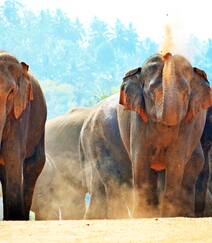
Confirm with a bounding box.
[59,185,86,219]
[1,153,25,220]
[161,159,186,217]
[130,127,159,218]
[133,162,159,218]
[157,171,165,203]
[64,195,86,219]
[84,169,107,219]
[23,134,45,219]
[106,180,132,219]
[0,136,27,220]
[195,147,209,217]
[0,164,3,191]
[180,145,204,217]
[32,187,61,220]
[34,199,60,220]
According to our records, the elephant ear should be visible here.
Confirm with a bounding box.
[185,67,212,123]
[13,62,34,119]
[119,67,148,122]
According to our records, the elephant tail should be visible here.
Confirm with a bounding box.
[79,139,88,192]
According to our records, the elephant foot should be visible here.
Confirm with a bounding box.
[84,204,107,219]
[133,205,159,218]
[4,211,28,220]
[204,206,212,217]
[160,198,190,217]
[107,206,131,219]
[84,210,107,219]
[179,203,194,217]
[4,203,28,220]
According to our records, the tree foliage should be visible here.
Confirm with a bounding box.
[0,0,211,118]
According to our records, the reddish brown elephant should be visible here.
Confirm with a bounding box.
[0,52,46,220]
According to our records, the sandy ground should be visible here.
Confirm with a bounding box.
[0,218,212,242]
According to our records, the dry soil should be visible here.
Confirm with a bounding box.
[1,218,212,243]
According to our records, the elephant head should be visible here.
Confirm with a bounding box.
[0,52,33,146]
[119,53,211,126]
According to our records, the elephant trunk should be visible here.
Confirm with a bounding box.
[158,53,181,126]
[0,98,26,220]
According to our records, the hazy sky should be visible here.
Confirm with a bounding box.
[2,0,211,42]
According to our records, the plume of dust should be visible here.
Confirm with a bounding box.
[160,25,174,55]
[31,153,87,220]
[30,152,178,219]
[159,22,207,62]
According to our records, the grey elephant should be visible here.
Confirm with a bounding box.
[0,52,46,220]
[31,107,92,219]
[80,53,211,218]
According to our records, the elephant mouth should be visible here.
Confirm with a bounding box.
[150,161,166,171]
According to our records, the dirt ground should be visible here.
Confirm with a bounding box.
[1,218,212,243]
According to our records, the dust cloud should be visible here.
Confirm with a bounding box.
[159,22,206,61]
[160,25,174,55]
[31,152,87,220]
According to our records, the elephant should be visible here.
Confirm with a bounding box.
[31,107,92,219]
[0,52,47,220]
[80,53,212,219]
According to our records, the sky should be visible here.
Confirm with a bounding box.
[2,0,212,42]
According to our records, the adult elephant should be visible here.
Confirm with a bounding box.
[0,52,46,220]
[80,53,211,218]
[31,107,92,219]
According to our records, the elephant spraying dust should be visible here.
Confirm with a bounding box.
[0,51,46,220]
[80,53,212,218]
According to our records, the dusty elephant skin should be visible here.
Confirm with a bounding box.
[31,108,92,220]
[80,53,212,219]
[0,52,47,220]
